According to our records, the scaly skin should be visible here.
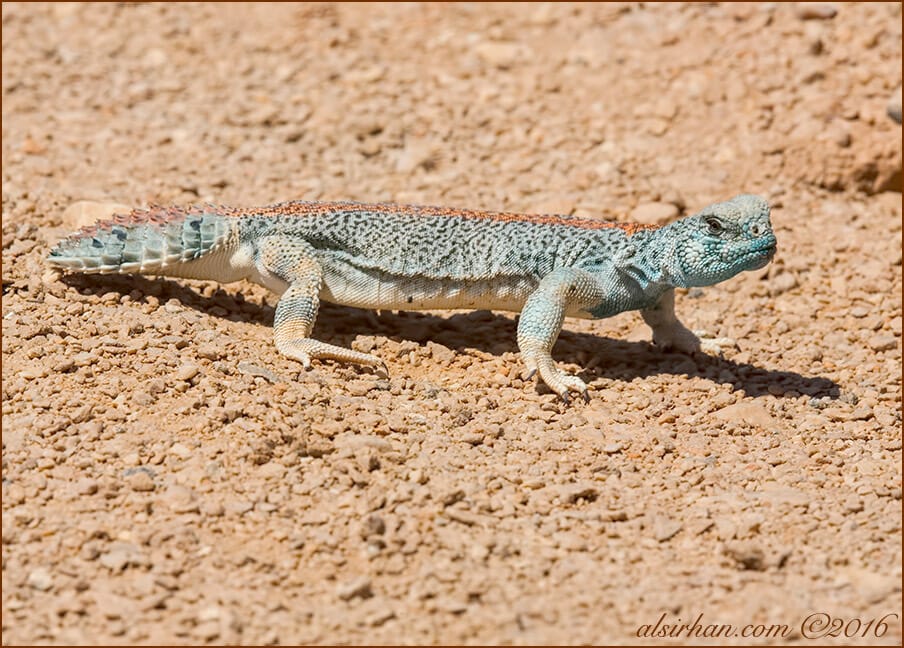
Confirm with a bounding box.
[47,195,777,400]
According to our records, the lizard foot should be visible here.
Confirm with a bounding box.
[653,326,737,357]
[277,338,387,373]
[652,322,736,357]
[692,330,738,356]
[522,356,589,403]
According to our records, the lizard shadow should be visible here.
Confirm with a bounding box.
[62,274,841,400]
[343,307,840,400]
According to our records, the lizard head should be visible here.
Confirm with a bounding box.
[665,194,776,288]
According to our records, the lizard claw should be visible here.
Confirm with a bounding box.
[520,351,589,404]
[557,385,590,405]
[373,360,390,378]
[538,368,590,404]
[291,350,313,370]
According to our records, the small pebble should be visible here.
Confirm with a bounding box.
[173,364,200,382]
[127,471,155,492]
[796,3,837,20]
[76,478,99,496]
[337,576,373,601]
[161,484,199,513]
[366,607,396,627]
[714,402,774,428]
[237,361,283,382]
[724,542,767,571]
[474,41,523,68]
[169,442,192,459]
[99,548,131,571]
[27,568,54,591]
[652,517,683,542]
[197,344,223,360]
[200,500,225,517]
[361,514,386,538]
[888,86,902,124]
[769,272,798,296]
[867,334,897,352]
[224,500,254,515]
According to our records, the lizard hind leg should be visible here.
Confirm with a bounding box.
[256,237,386,372]
[273,285,386,371]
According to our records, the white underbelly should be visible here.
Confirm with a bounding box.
[158,249,253,283]
[320,268,536,313]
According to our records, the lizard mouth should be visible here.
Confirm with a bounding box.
[727,238,776,271]
[746,241,777,270]
[747,253,772,271]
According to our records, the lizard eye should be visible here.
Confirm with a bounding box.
[704,217,724,236]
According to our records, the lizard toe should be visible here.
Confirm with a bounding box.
[520,355,539,382]
[278,345,313,369]
[653,326,702,355]
[538,368,589,403]
[277,338,383,369]
[693,330,737,356]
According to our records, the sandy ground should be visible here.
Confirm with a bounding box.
[2,2,902,645]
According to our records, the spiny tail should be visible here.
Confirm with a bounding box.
[47,205,233,275]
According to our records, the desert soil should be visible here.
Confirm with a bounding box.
[2,2,902,645]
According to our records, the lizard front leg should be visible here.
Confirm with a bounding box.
[517,268,603,402]
[640,288,735,356]
[255,237,386,371]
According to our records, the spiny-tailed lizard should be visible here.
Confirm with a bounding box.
[48,195,776,401]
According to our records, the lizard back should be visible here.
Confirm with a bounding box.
[239,200,655,278]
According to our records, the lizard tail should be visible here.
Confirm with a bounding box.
[47,205,231,275]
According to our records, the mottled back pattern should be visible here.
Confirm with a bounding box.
[235,201,657,282]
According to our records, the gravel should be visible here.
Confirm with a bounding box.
[2,2,901,645]
[629,202,681,225]
[336,577,374,602]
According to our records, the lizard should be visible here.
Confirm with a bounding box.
[47,194,776,402]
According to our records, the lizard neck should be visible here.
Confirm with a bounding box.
[609,226,676,294]
[583,227,675,319]
[633,223,688,289]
